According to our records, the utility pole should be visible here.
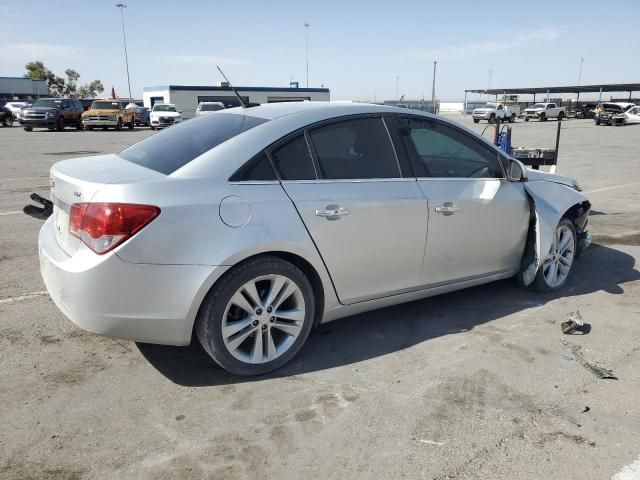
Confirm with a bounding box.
[395,75,399,102]
[431,61,437,114]
[116,3,132,100]
[576,56,584,102]
[304,23,310,88]
[488,69,492,90]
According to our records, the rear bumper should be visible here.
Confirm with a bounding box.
[38,218,227,346]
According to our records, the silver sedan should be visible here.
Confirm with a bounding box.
[39,102,591,375]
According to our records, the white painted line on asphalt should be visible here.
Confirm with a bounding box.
[0,176,47,182]
[0,291,49,304]
[416,439,446,446]
[612,454,640,480]
[0,211,22,216]
[584,182,640,194]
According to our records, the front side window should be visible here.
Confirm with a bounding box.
[91,101,121,110]
[398,117,503,178]
[119,113,268,175]
[308,117,400,180]
[270,134,316,180]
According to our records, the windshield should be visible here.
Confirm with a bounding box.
[32,99,62,108]
[481,104,497,109]
[119,113,269,175]
[529,104,545,109]
[90,101,121,110]
[201,104,224,111]
[602,104,622,112]
[153,104,176,112]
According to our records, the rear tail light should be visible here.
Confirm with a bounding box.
[69,202,160,254]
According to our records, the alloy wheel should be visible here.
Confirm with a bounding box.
[221,274,306,364]
[542,224,575,288]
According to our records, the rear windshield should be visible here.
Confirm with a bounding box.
[119,113,269,174]
[201,103,224,111]
[91,101,121,110]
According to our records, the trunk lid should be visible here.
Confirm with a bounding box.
[50,154,164,256]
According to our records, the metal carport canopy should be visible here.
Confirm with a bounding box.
[465,83,640,95]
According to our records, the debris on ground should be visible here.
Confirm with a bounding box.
[561,311,591,335]
[561,340,618,380]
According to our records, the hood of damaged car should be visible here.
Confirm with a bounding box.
[525,169,577,189]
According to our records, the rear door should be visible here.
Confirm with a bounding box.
[274,115,429,304]
[394,115,529,286]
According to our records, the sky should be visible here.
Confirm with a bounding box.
[1,0,639,101]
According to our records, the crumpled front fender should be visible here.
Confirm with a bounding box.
[519,181,591,286]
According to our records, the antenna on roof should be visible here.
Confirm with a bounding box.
[216,66,258,108]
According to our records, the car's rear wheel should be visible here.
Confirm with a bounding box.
[23,126,32,131]
[115,118,122,131]
[196,255,315,376]
[76,120,83,130]
[510,113,516,123]
[128,119,134,129]
[56,117,64,131]
[532,218,576,292]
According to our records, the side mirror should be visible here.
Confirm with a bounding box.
[509,159,528,182]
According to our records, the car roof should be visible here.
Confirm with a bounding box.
[228,101,405,121]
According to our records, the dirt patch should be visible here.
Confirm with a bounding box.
[536,431,596,447]
[594,231,640,246]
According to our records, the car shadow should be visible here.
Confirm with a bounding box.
[137,243,639,386]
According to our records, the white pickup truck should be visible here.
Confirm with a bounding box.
[523,103,566,122]
[472,102,520,123]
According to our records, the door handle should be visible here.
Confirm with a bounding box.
[315,206,350,218]
[435,202,461,215]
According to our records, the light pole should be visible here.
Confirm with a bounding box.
[431,61,437,113]
[116,3,132,100]
[576,57,584,101]
[304,23,310,88]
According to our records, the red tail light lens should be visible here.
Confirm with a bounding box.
[69,203,160,254]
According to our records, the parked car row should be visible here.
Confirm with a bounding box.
[7,98,187,132]
[594,102,639,126]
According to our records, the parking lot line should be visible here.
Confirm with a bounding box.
[584,182,640,194]
[0,210,22,216]
[0,291,48,304]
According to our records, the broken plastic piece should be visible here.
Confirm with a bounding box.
[561,340,618,380]
[23,193,53,220]
[561,311,589,334]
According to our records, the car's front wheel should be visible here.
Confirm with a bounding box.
[532,218,576,292]
[196,255,315,375]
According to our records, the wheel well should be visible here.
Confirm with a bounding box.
[210,251,326,329]
[562,200,591,234]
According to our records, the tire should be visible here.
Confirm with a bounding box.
[4,117,13,127]
[56,117,64,131]
[595,119,600,125]
[76,120,83,130]
[87,126,94,131]
[510,114,516,123]
[23,126,33,131]
[196,255,316,376]
[150,125,156,130]
[524,117,529,122]
[540,113,546,122]
[489,114,495,124]
[557,112,564,121]
[128,119,134,130]
[473,118,479,123]
[115,118,122,131]
[531,218,577,292]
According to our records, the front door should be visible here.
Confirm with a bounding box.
[274,116,429,304]
[395,115,530,286]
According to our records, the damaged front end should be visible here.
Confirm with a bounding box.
[518,178,591,287]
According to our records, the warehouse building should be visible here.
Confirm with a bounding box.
[142,84,330,118]
[0,76,49,100]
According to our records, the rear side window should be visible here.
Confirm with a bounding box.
[119,113,268,175]
[230,152,276,181]
[308,117,400,179]
[270,134,316,180]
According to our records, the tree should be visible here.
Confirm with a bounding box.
[24,61,104,98]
